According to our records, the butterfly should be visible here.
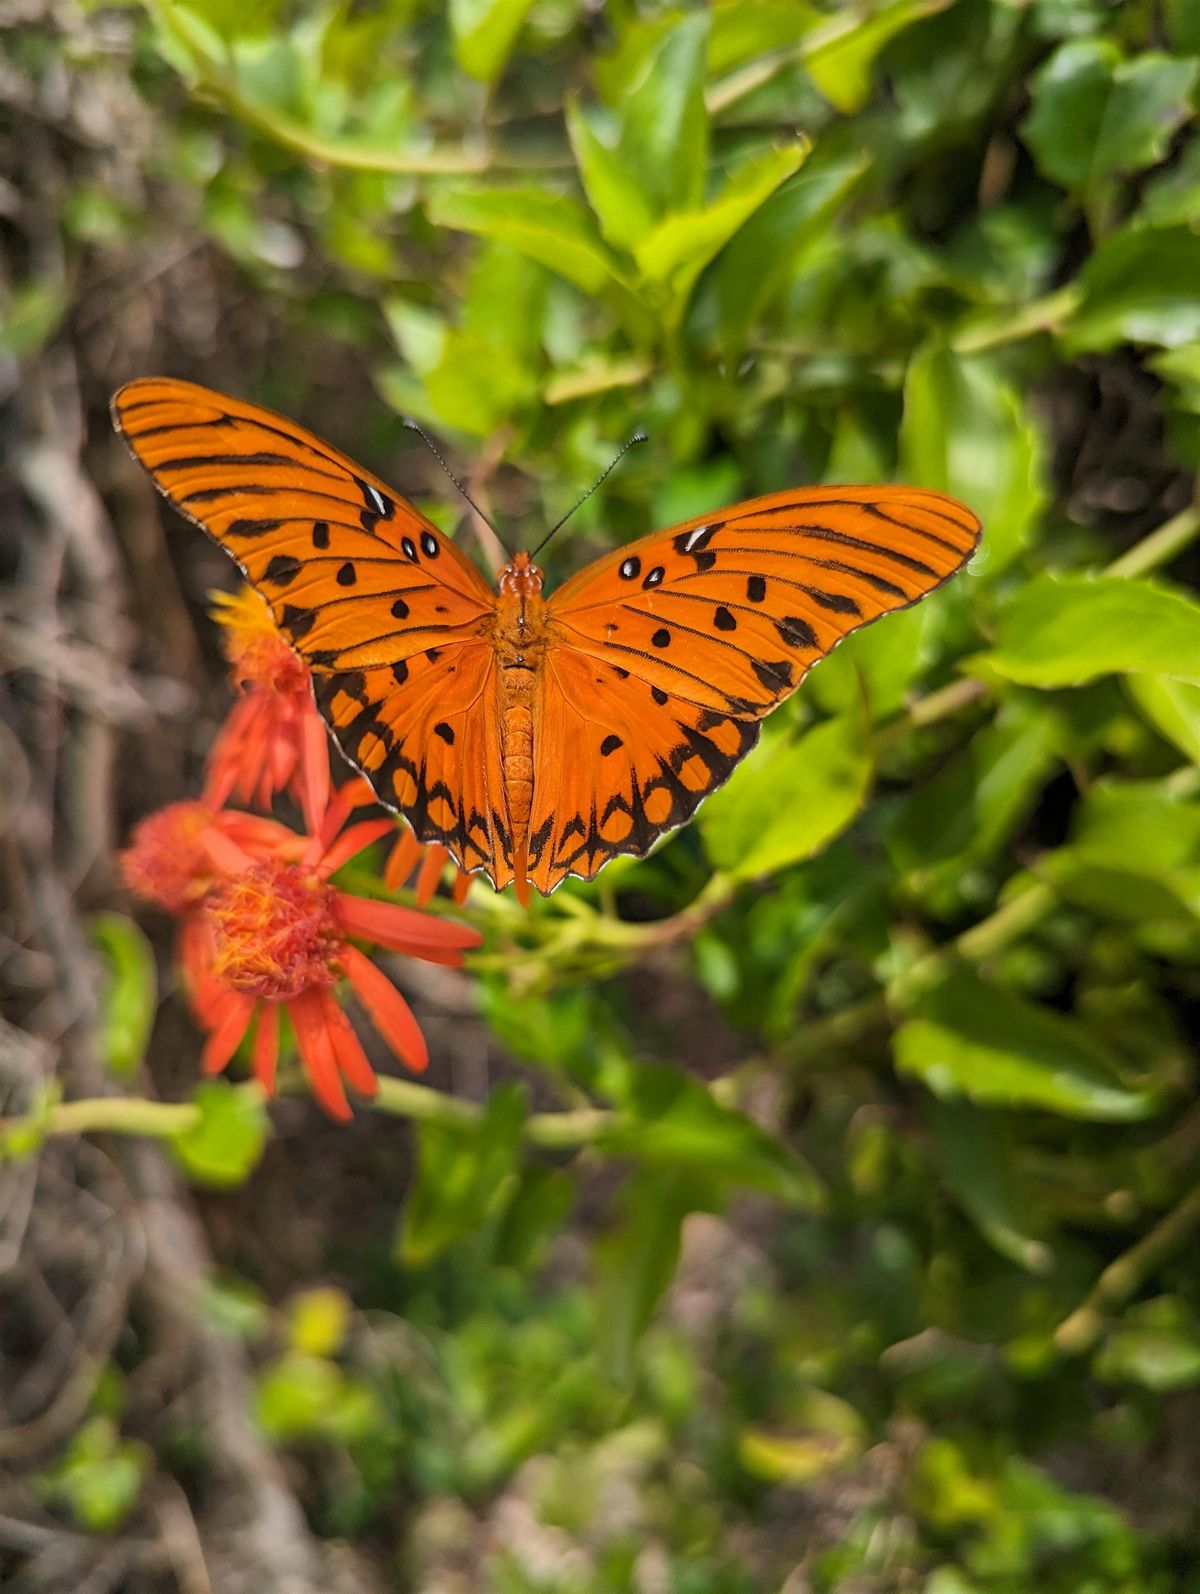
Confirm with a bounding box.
[112,378,980,904]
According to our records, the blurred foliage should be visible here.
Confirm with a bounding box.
[7,0,1200,1586]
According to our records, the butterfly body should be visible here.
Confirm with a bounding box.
[113,379,982,903]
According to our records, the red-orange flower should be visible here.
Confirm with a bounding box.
[384,823,472,906]
[126,790,481,1120]
[205,587,330,829]
[120,801,302,913]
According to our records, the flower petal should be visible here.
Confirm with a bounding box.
[384,828,424,893]
[253,1000,280,1096]
[317,819,396,880]
[321,990,379,1098]
[341,944,429,1073]
[299,703,330,834]
[289,988,352,1120]
[415,846,446,906]
[335,892,481,961]
[201,992,256,1076]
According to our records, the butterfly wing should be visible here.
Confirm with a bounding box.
[113,377,512,885]
[529,485,979,891]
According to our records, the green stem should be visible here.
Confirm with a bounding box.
[0,1080,617,1154]
[951,285,1081,355]
[1053,1178,1200,1356]
[1105,501,1200,579]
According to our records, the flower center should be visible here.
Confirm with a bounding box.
[207,861,343,999]
[231,631,309,696]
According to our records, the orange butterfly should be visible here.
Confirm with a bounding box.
[112,379,980,904]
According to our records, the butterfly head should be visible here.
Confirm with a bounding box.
[497,550,545,597]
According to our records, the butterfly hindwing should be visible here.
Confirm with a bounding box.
[314,645,513,890]
[527,648,758,894]
[112,378,495,672]
[547,486,981,720]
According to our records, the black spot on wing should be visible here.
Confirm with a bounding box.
[264,554,301,585]
[280,604,315,639]
[777,616,818,649]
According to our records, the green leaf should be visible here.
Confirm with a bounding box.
[900,342,1044,574]
[1022,42,1197,190]
[986,573,1200,688]
[888,703,1060,883]
[398,1083,526,1266]
[427,187,629,296]
[172,1082,268,1189]
[1043,780,1200,926]
[713,151,869,353]
[594,1062,823,1207]
[700,703,872,882]
[566,98,655,252]
[594,1168,704,1381]
[617,13,709,219]
[893,966,1159,1121]
[1126,675,1200,763]
[925,1098,1053,1273]
[38,1417,149,1534]
[634,142,809,324]
[449,0,536,84]
[88,912,157,1080]
[1095,1299,1200,1391]
[806,0,951,113]
[425,326,538,434]
[807,600,934,721]
[1065,223,1200,352]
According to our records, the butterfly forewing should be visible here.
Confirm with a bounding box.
[112,378,495,670]
[547,485,980,719]
[113,377,512,886]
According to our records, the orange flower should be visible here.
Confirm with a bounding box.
[120,801,302,913]
[206,587,330,829]
[384,824,472,906]
[125,788,481,1121]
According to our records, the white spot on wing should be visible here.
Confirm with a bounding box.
[366,483,387,515]
[684,525,709,551]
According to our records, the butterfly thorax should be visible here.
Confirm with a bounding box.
[494,553,549,900]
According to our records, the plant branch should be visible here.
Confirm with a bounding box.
[1053,1178,1200,1356]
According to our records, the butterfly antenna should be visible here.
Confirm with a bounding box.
[401,417,502,538]
[530,432,648,558]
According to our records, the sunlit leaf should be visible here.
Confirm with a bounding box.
[986,574,1200,687]
[1022,41,1197,189]
[894,966,1160,1120]
[901,342,1044,574]
[617,13,709,218]
[806,0,952,112]
[700,703,872,881]
[88,912,157,1080]
[172,1082,268,1188]
[428,186,630,295]
[1065,223,1200,351]
[1126,675,1200,763]
[449,0,537,84]
[634,142,809,323]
